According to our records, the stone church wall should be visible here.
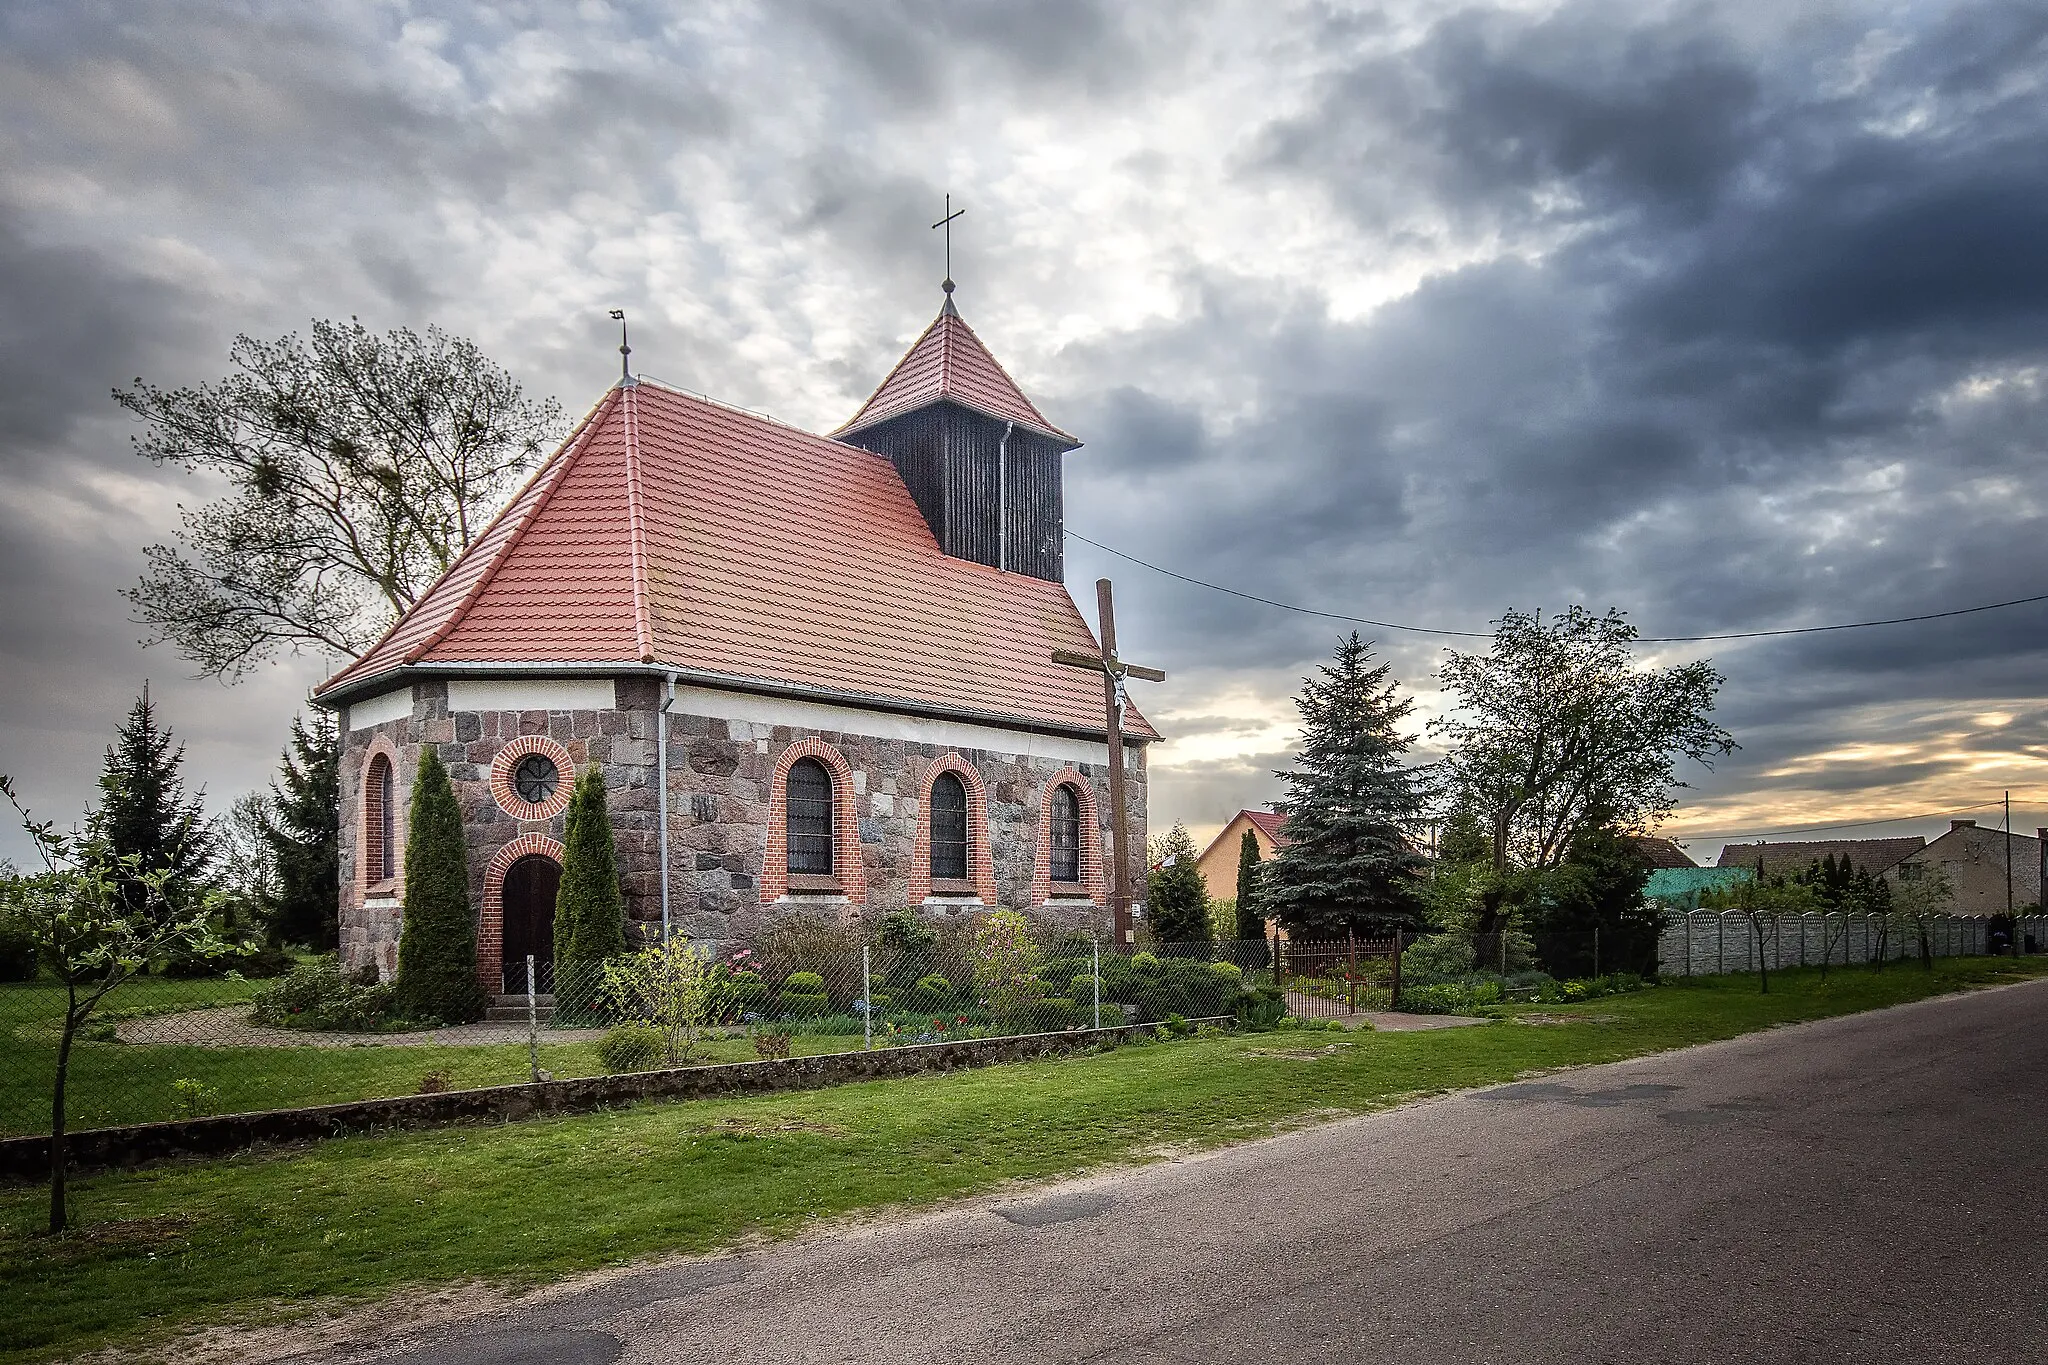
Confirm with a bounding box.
[334,677,1146,986]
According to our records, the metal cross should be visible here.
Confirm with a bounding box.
[1051,578,1166,945]
[931,194,966,290]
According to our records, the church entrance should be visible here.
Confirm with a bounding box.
[500,854,560,993]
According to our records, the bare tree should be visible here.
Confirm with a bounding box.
[116,319,564,677]
[1887,867,1954,971]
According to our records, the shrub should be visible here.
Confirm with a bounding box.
[390,749,485,1025]
[972,909,1045,1016]
[1400,933,1476,986]
[169,1078,220,1119]
[251,957,399,1031]
[905,973,955,1012]
[753,1027,793,1059]
[417,1070,450,1094]
[729,969,768,1011]
[1471,979,1504,1006]
[777,990,832,1019]
[0,909,39,981]
[1230,984,1287,1029]
[597,1024,666,1074]
[1209,960,1243,985]
[1131,951,1159,972]
[783,970,827,994]
[1398,982,1472,1015]
[556,767,628,965]
[1013,996,1085,1032]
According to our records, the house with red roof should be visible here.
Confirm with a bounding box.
[1195,810,1291,906]
[313,283,1154,990]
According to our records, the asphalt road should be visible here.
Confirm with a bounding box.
[330,978,2048,1364]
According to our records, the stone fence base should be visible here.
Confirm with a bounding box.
[0,1018,1228,1182]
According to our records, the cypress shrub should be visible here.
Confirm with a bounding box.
[554,766,627,1017]
[390,748,485,1024]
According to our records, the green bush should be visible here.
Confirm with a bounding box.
[596,1024,666,1074]
[729,969,768,1011]
[1131,951,1159,971]
[251,957,399,1031]
[390,749,486,1025]
[783,970,826,994]
[1400,933,1476,985]
[1398,982,1471,1015]
[904,973,955,1012]
[0,910,39,982]
[777,990,831,1019]
[556,767,628,966]
[1209,960,1243,985]
[1230,984,1287,1029]
[1013,996,1085,1032]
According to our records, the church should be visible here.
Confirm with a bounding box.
[312,282,1156,991]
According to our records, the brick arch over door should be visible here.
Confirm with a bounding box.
[908,754,999,907]
[481,833,566,991]
[358,734,405,896]
[761,738,866,905]
[1031,769,1107,907]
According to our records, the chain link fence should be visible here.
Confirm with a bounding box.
[0,932,1274,1140]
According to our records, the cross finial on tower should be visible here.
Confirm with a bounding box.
[610,309,635,386]
[932,193,965,311]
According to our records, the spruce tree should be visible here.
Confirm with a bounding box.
[87,684,213,922]
[1234,826,1268,938]
[258,713,340,949]
[555,766,627,963]
[1263,634,1427,938]
[1146,823,1212,943]
[390,748,484,1023]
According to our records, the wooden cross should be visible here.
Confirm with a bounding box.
[931,194,965,289]
[1052,578,1165,944]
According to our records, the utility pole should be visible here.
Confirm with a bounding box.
[2006,790,2015,954]
[1052,579,1165,945]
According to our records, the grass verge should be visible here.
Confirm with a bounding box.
[3,956,2043,1362]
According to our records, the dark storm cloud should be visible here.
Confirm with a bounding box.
[0,214,197,461]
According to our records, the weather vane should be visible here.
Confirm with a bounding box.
[609,309,632,384]
[932,194,965,296]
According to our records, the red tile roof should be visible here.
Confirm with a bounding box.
[1243,810,1292,845]
[316,380,1154,741]
[1714,837,1925,877]
[1628,836,1697,869]
[835,299,1078,446]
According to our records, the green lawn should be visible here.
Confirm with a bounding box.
[0,977,877,1137]
[2,956,2042,1363]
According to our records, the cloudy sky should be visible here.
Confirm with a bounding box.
[4,0,2046,867]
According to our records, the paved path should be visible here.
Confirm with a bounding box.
[320,979,2048,1364]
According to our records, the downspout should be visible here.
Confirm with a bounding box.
[659,672,677,943]
[996,420,1014,572]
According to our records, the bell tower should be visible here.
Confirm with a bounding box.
[834,284,1080,583]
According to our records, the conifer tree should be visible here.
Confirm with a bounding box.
[1146,823,1212,943]
[555,766,628,963]
[87,684,213,921]
[1233,826,1266,942]
[1263,634,1427,937]
[390,748,484,1023]
[258,714,340,949]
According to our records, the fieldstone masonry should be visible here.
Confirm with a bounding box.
[337,679,1143,984]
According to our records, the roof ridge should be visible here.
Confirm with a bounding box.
[403,386,625,666]
[621,383,655,664]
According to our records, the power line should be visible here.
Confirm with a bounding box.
[1666,798,2009,845]
[1066,530,2048,644]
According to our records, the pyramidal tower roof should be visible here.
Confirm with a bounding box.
[315,378,1152,741]
[834,293,1079,448]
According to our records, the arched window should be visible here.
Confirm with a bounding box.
[1049,784,1081,884]
[786,758,835,876]
[365,754,396,883]
[930,771,969,882]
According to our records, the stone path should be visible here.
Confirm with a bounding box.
[115,1007,606,1049]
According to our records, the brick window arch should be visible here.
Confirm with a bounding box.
[490,735,575,822]
[360,736,404,892]
[761,739,866,905]
[909,755,998,906]
[482,834,566,992]
[1032,771,1106,907]
[787,758,835,875]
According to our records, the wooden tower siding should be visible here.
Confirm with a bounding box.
[845,400,1065,583]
